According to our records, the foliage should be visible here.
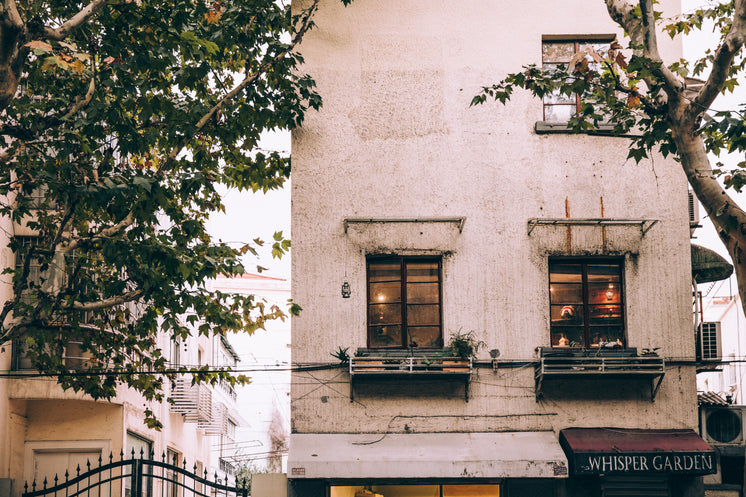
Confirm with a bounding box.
[448,329,485,360]
[472,0,746,318]
[331,345,350,365]
[0,0,344,427]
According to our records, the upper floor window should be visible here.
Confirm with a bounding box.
[542,37,612,123]
[549,259,625,348]
[367,256,442,349]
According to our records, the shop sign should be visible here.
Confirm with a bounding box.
[571,452,716,476]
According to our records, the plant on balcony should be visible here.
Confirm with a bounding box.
[448,330,486,360]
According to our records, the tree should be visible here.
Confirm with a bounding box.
[0,0,347,427]
[472,1,746,315]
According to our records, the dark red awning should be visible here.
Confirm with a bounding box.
[559,428,716,476]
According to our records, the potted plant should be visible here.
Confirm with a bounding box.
[444,330,485,371]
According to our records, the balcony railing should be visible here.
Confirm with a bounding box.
[349,351,472,402]
[534,347,665,401]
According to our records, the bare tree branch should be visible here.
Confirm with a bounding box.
[42,0,108,41]
[688,0,746,121]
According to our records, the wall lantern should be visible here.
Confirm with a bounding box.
[341,280,351,298]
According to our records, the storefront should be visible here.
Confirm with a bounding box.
[287,431,569,497]
[559,428,717,496]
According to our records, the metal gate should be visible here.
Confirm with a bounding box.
[23,451,249,497]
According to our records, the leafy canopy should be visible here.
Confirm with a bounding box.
[0,0,338,427]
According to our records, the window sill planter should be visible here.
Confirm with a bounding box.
[349,351,472,402]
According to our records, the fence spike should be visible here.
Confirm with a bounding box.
[109,451,114,464]
[23,481,28,493]
[182,458,186,470]
[43,477,47,489]
[161,451,166,463]
[31,480,36,492]
[54,474,58,487]
[139,447,144,459]
[98,453,103,467]
[120,448,125,461]
[76,464,81,476]
[86,459,91,472]
[203,468,208,480]
[193,462,197,474]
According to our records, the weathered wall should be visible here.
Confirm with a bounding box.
[291,0,694,434]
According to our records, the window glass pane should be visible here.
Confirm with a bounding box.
[589,304,623,324]
[369,303,401,325]
[369,325,402,348]
[407,327,441,348]
[551,327,585,348]
[544,103,575,123]
[551,304,584,324]
[543,41,575,63]
[407,304,440,326]
[588,282,621,304]
[549,264,582,282]
[443,484,500,496]
[589,326,625,347]
[406,282,439,304]
[369,261,401,282]
[406,261,439,282]
[370,281,402,303]
[550,283,582,303]
[545,89,575,104]
[587,264,621,281]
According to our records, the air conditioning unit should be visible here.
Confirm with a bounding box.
[701,406,746,445]
[689,190,700,227]
[698,322,722,361]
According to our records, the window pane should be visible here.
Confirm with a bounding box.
[549,264,582,282]
[407,282,439,304]
[589,304,623,324]
[406,261,439,282]
[550,283,582,304]
[588,282,621,304]
[369,261,401,282]
[369,303,401,325]
[443,484,500,496]
[369,325,402,348]
[370,281,402,303]
[407,304,439,326]
[551,326,585,348]
[587,264,621,281]
[545,89,575,105]
[543,41,575,63]
[551,304,584,324]
[590,326,625,347]
[407,327,441,348]
[544,104,575,123]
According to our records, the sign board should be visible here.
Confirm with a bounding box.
[570,451,716,476]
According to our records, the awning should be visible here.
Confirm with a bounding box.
[288,432,568,480]
[559,428,716,476]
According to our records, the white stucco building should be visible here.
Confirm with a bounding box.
[288,0,716,496]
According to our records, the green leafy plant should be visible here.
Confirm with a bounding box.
[448,330,486,360]
[331,346,350,365]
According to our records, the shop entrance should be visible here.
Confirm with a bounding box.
[331,485,500,497]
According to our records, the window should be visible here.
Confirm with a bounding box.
[125,432,152,497]
[549,259,624,348]
[367,256,442,349]
[542,38,612,122]
[165,449,179,497]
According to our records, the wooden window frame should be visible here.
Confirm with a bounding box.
[541,36,615,123]
[366,255,443,349]
[549,257,626,349]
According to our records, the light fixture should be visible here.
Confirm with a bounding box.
[341,280,351,298]
[606,283,614,301]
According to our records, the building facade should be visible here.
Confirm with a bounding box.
[288,0,714,496]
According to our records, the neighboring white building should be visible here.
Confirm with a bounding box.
[288,0,715,496]
[208,274,291,474]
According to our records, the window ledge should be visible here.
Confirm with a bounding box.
[534,121,635,136]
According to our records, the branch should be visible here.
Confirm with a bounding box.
[72,289,144,311]
[62,76,96,121]
[42,0,108,41]
[688,0,746,120]
[1,0,23,29]
[605,0,682,97]
[63,211,134,253]
[156,0,321,177]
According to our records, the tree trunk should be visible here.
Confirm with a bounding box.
[670,114,746,317]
